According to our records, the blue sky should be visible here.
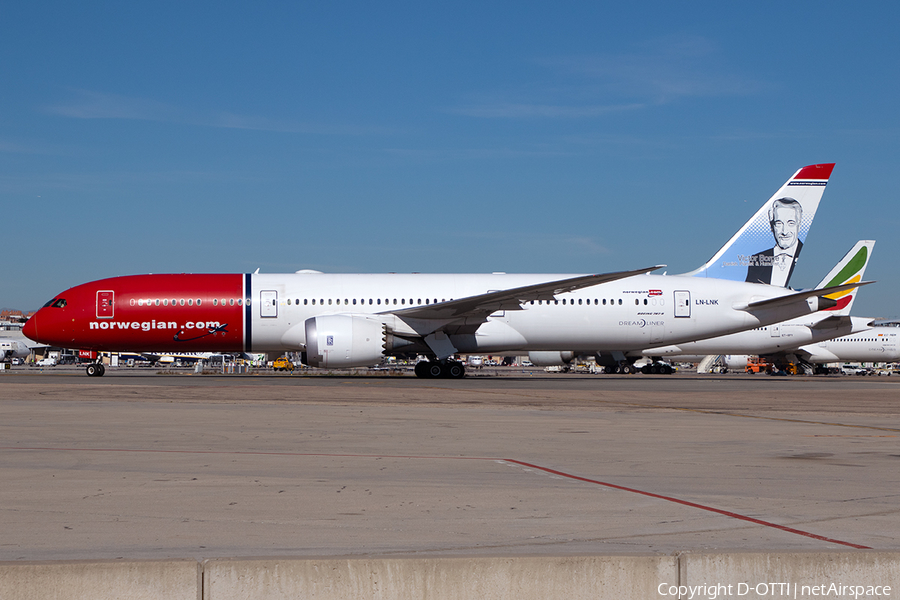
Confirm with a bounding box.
[3,2,898,319]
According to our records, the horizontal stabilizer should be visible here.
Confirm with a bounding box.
[742,281,874,312]
[808,315,853,330]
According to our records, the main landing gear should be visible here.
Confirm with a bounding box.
[603,363,636,374]
[414,360,466,379]
[85,363,106,377]
[640,362,674,375]
[603,362,673,375]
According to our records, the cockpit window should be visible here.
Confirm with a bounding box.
[43,298,67,308]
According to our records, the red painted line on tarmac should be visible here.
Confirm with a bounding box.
[504,459,872,550]
[1,446,870,549]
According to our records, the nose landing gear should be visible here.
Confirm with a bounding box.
[86,363,106,377]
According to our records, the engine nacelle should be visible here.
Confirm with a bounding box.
[528,351,576,367]
[304,314,387,368]
[723,355,749,370]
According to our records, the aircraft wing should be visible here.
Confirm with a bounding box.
[386,265,665,322]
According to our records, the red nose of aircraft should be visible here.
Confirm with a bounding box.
[22,312,38,341]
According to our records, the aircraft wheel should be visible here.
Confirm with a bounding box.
[641,365,651,374]
[414,362,429,378]
[604,365,616,374]
[621,364,634,375]
[662,364,673,374]
[427,362,444,378]
[446,362,465,379]
[86,363,104,377]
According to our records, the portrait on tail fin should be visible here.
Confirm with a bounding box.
[744,197,803,286]
[682,163,833,288]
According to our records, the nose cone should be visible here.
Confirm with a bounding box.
[22,313,38,342]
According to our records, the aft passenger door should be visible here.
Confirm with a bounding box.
[674,291,691,318]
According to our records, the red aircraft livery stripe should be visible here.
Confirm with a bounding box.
[794,163,834,180]
[52,274,247,352]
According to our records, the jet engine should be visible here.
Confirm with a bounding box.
[303,314,414,368]
[303,314,386,368]
[723,355,749,370]
[528,351,576,367]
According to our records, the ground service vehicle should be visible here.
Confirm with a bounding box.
[273,357,294,371]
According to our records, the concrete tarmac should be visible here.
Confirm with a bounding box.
[1,368,898,561]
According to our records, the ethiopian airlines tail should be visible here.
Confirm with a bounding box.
[811,240,874,317]
[683,163,835,287]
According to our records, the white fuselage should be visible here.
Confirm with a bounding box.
[799,326,900,363]
[246,272,828,354]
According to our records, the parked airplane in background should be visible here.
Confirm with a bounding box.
[714,323,899,374]
[24,163,861,378]
[616,240,875,373]
[0,338,32,362]
[796,323,899,370]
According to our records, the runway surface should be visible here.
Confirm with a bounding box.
[1,369,898,561]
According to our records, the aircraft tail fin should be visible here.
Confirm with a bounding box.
[682,163,835,287]
[812,240,874,316]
